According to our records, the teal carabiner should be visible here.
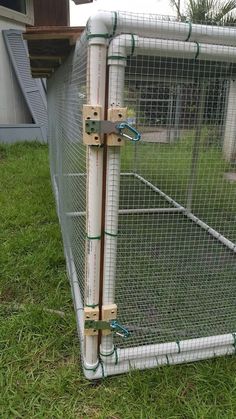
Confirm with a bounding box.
[110,320,130,338]
[116,122,141,142]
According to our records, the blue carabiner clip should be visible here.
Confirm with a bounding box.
[116,122,141,142]
[110,320,130,338]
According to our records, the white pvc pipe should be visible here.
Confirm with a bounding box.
[134,173,185,211]
[88,11,236,47]
[102,344,234,377]
[65,245,84,345]
[84,40,107,370]
[52,176,84,347]
[88,343,234,379]
[66,208,182,217]
[108,34,236,64]
[135,173,236,253]
[223,80,236,161]
[100,61,126,356]
[111,333,236,363]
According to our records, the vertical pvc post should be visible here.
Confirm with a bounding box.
[223,79,236,161]
[100,59,126,356]
[84,39,107,370]
[186,83,206,211]
[173,83,182,141]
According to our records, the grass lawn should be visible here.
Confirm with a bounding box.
[1,142,236,418]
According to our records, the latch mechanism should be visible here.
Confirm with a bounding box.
[84,319,130,338]
[84,304,130,338]
[85,120,141,142]
[83,105,141,146]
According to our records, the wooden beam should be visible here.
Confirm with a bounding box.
[25,33,77,41]
[29,55,65,61]
[31,67,54,72]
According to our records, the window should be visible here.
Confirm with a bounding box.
[0,0,33,24]
[0,0,26,14]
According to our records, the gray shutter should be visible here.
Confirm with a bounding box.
[3,29,47,142]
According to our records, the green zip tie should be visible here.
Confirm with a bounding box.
[176,340,181,354]
[100,358,105,378]
[87,235,101,240]
[104,231,118,237]
[232,333,236,354]
[185,21,192,42]
[130,33,135,56]
[86,33,110,40]
[100,346,118,365]
[112,11,118,36]
[83,361,100,372]
[85,303,99,308]
[107,55,127,61]
[84,360,105,378]
[166,354,170,365]
[194,42,200,60]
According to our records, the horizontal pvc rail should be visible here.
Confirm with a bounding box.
[135,173,236,253]
[87,11,236,47]
[52,176,84,345]
[87,343,234,379]
[104,333,236,364]
[108,34,236,64]
[66,208,182,217]
[102,344,234,378]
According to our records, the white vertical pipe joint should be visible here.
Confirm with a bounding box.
[84,39,107,371]
[100,43,127,358]
[223,79,236,161]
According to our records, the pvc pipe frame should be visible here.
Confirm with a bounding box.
[52,176,84,349]
[84,40,107,371]
[135,173,236,253]
[84,14,236,378]
[87,11,236,48]
[108,34,236,64]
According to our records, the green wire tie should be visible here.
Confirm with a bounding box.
[100,358,105,378]
[85,303,99,309]
[232,333,236,354]
[83,360,100,372]
[176,340,181,354]
[100,346,118,365]
[86,33,110,40]
[194,41,200,60]
[104,231,118,237]
[112,11,118,36]
[129,33,135,56]
[84,359,105,378]
[185,21,192,42]
[107,55,127,61]
[87,235,101,240]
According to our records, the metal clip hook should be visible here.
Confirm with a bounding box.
[116,122,141,142]
[110,320,130,338]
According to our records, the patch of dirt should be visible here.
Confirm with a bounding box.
[0,147,7,162]
[0,287,16,303]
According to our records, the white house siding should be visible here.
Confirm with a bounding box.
[0,17,31,124]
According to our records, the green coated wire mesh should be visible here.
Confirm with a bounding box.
[47,12,236,375]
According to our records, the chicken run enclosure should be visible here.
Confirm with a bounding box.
[48,12,236,379]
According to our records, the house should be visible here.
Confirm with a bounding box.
[0,0,86,143]
[0,1,34,127]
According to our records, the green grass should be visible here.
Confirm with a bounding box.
[1,142,236,418]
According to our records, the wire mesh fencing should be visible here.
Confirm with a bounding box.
[48,34,88,345]
[47,12,236,378]
[113,53,236,351]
